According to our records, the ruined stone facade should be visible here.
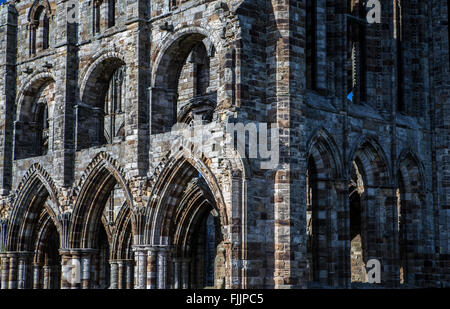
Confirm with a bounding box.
[0,0,448,289]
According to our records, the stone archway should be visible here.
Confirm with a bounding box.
[306,129,345,287]
[14,73,55,159]
[142,154,229,289]
[77,55,126,149]
[68,153,134,289]
[397,150,427,286]
[4,165,61,289]
[348,137,394,286]
[150,28,220,134]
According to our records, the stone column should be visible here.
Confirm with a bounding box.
[32,264,41,289]
[69,250,81,289]
[81,250,95,289]
[147,247,157,289]
[1,254,9,289]
[110,260,118,289]
[43,265,51,289]
[125,260,133,289]
[59,250,72,289]
[17,252,32,289]
[173,258,181,289]
[117,260,124,289]
[133,246,147,289]
[157,247,168,289]
[181,258,190,289]
[8,253,18,289]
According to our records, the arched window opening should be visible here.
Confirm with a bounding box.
[306,159,319,282]
[93,0,102,34]
[77,58,125,150]
[103,65,126,144]
[176,42,214,125]
[151,34,218,134]
[15,80,54,160]
[349,161,367,283]
[346,0,366,104]
[397,158,424,287]
[306,0,317,90]
[30,6,50,55]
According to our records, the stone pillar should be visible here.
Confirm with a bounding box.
[147,247,157,289]
[133,246,147,289]
[117,260,124,289]
[157,247,168,289]
[173,258,181,289]
[32,264,41,289]
[43,266,51,289]
[125,260,133,289]
[59,250,71,289]
[70,251,81,289]
[81,250,95,289]
[181,258,190,289]
[1,254,9,289]
[8,253,17,289]
[110,260,118,289]
[17,253,32,289]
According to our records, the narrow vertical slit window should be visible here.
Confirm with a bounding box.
[108,0,115,28]
[396,0,405,112]
[346,0,366,104]
[306,0,317,90]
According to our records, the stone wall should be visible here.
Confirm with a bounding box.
[0,0,447,289]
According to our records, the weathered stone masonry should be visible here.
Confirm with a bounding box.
[0,0,448,289]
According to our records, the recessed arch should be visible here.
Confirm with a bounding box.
[348,136,396,286]
[14,73,55,159]
[7,164,61,252]
[77,53,126,149]
[143,149,229,288]
[70,152,133,249]
[306,129,345,287]
[396,149,427,286]
[150,26,222,134]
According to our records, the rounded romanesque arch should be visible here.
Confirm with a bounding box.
[150,26,223,134]
[15,72,55,159]
[77,53,127,149]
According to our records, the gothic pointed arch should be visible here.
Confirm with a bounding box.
[396,149,428,286]
[348,136,396,285]
[142,149,230,288]
[306,128,345,287]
